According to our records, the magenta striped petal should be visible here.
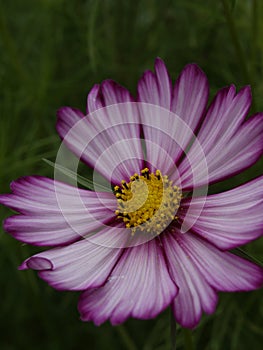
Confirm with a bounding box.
[19,225,126,291]
[87,79,135,114]
[178,87,263,189]
[178,233,263,291]
[171,63,209,129]
[86,84,104,113]
[137,58,175,174]
[171,64,209,161]
[0,176,116,246]
[195,85,250,145]
[57,82,144,184]
[138,106,180,175]
[138,62,208,174]
[180,176,263,249]
[137,57,172,109]
[162,232,218,328]
[78,238,178,325]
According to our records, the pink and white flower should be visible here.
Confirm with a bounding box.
[1,58,262,329]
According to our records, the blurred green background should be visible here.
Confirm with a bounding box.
[0,0,263,349]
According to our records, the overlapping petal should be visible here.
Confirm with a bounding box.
[137,57,172,109]
[138,61,208,174]
[79,239,178,325]
[162,232,218,328]
[178,86,263,188]
[19,225,126,291]
[57,81,143,184]
[179,233,263,291]
[171,63,209,138]
[162,230,263,328]
[86,84,104,114]
[180,176,263,249]
[0,176,116,246]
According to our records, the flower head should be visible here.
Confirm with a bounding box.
[1,58,263,328]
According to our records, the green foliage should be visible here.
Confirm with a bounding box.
[0,0,262,349]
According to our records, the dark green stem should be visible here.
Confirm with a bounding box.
[251,0,258,70]
[115,325,138,350]
[221,0,250,84]
[170,309,177,350]
[183,328,195,350]
[0,2,27,82]
[250,0,258,113]
[87,0,100,73]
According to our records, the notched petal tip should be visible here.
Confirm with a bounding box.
[154,57,167,71]
[10,176,28,192]
[0,194,11,206]
[140,69,156,81]
[180,62,207,78]
[175,63,209,98]
[3,216,15,232]
[87,83,100,97]
[101,79,134,104]
[56,106,85,131]
[86,83,103,114]
[154,56,164,63]
[239,84,252,95]
[236,85,252,108]
[221,84,236,96]
[55,106,85,142]
[56,106,84,119]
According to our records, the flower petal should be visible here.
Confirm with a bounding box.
[180,176,263,249]
[171,63,209,137]
[19,225,126,291]
[162,232,218,328]
[138,62,208,175]
[178,233,263,292]
[137,59,176,174]
[178,87,263,188]
[86,84,104,113]
[57,82,144,184]
[0,176,116,246]
[137,57,172,109]
[78,238,178,325]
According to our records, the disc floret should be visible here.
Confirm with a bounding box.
[114,168,181,235]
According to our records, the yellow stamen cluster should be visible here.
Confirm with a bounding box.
[114,168,182,235]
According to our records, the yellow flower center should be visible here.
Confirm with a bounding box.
[114,168,181,235]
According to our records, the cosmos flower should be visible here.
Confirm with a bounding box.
[1,58,263,329]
